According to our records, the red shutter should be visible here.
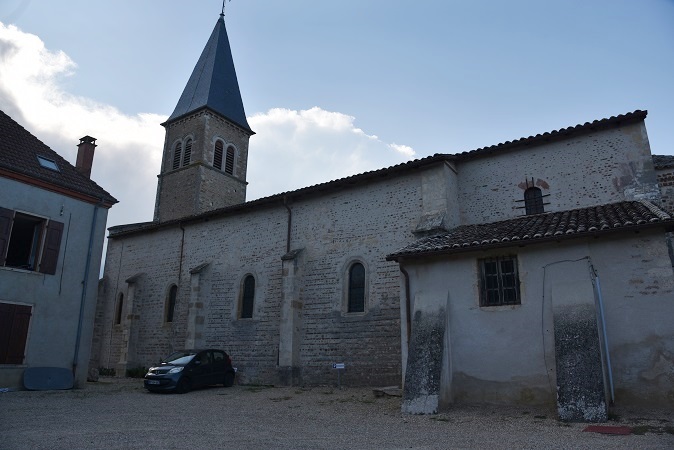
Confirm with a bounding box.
[0,303,32,364]
[39,220,64,275]
[0,207,13,266]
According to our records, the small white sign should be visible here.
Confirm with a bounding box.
[332,363,345,369]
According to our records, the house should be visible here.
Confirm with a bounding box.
[90,13,674,419]
[0,111,116,388]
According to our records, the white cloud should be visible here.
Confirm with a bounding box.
[0,22,417,235]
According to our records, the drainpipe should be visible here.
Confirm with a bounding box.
[72,199,103,380]
[399,262,411,350]
[178,223,186,284]
[283,196,292,253]
[590,264,615,405]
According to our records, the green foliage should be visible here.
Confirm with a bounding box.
[98,367,116,377]
[125,366,147,378]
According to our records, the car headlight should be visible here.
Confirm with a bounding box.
[168,367,184,374]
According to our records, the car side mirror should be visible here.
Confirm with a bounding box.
[194,360,201,365]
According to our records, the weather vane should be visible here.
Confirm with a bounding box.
[221,0,231,16]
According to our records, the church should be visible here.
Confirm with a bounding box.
[90,13,674,418]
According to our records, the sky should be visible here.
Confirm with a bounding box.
[1,0,673,244]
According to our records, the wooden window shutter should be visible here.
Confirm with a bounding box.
[182,139,192,166]
[225,147,235,175]
[39,220,64,275]
[214,141,224,170]
[0,303,32,364]
[172,143,182,170]
[0,207,13,266]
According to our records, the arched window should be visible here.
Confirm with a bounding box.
[225,146,235,175]
[347,262,365,313]
[214,140,224,170]
[524,187,544,215]
[172,142,182,170]
[182,139,192,166]
[166,285,177,323]
[114,293,124,325]
[240,275,255,319]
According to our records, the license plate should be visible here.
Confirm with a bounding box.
[147,380,160,385]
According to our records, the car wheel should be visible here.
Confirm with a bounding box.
[223,371,235,387]
[176,377,191,394]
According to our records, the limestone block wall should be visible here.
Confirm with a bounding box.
[656,166,674,212]
[456,123,660,224]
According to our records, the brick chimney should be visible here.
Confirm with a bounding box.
[76,136,97,178]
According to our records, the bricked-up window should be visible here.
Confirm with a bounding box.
[240,275,255,319]
[0,303,31,364]
[479,256,520,307]
[348,263,366,313]
[182,139,192,167]
[225,146,235,175]
[214,141,224,170]
[115,293,124,325]
[165,285,177,323]
[172,142,182,170]
[0,207,63,275]
[524,187,544,215]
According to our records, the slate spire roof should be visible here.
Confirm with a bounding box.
[166,14,253,134]
[387,201,674,261]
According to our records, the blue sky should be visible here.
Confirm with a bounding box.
[1,0,673,234]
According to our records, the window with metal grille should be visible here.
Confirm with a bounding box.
[240,275,255,319]
[172,142,182,170]
[0,303,31,364]
[214,141,224,170]
[166,285,177,323]
[348,262,366,313]
[225,146,235,175]
[524,187,544,215]
[479,256,520,306]
[182,139,192,166]
[115,293,124,325]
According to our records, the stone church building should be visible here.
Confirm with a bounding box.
[91,14,674,416]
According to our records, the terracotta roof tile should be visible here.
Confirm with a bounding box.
[0,110,116,205]
[387,201,673,260]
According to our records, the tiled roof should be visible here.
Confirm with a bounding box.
[451,110,647,160]
[167,15,252,133]
[0,110,117,205]
[387,201,674,261]
[653,154,674,170]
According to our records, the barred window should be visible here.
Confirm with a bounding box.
[524,187,544,215]
[479,256,520,306]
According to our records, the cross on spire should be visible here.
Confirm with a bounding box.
[221,0,231,16]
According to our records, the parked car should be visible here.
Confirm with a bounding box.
[144,349,236,393]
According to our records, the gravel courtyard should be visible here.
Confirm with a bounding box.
[1,377,672,449]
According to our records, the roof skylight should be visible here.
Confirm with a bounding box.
[37,155,60,172]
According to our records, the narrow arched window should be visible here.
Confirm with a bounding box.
[348,263,365,313]
[214,141,224,170]
[182,139,192,166]
[114,293,124,325]
[240,275,255,319]
[524,187,544,215]
[225,146,235,175]
[166,285,177,323]
[172,142,182,170]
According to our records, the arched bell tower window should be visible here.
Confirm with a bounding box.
[225,146,235,175]
[172,142,182,170]
[214,140,224,170]
[182,139,192,166]
[524,187,544,215]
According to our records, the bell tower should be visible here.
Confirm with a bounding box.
[154,13,254,223]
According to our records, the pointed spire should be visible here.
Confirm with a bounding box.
[167,15,252,133]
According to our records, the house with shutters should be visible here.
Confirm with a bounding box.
[90,12,674,419]
[0,110,116,388]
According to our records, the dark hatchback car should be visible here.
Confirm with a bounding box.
[144,349,236,393]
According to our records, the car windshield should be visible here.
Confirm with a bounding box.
[161,351,197,366]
